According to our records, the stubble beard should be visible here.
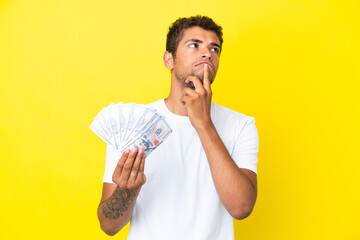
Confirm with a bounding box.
[175,70,214,90]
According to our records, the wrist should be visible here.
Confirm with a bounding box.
[194,119,214,132]
[115,185,141,199]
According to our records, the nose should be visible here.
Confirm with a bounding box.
[201,48,212,60]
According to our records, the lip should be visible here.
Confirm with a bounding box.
[195,61,214,70]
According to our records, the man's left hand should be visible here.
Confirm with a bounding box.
[180,64,213,129]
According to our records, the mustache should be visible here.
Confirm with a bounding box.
[176,70,214,90]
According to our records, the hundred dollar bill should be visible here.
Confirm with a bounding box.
[90,103,172,157]
[90,104,114,145]
[109,102,123,150]
[121,116,172,156]
[126,108,158,143]
[120,103,134,143]
[124,104,147,143]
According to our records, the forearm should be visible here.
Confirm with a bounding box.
[97,186,140,236]
[195,122,257,219]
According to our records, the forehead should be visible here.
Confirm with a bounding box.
[180,26,220,45]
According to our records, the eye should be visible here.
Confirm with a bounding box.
[211,47,220,53]
[189,43,198,48]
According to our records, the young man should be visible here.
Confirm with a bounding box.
[97,16,259,239]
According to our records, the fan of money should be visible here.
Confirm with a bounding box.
[89,102,172,157]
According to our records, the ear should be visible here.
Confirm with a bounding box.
[163,51,174,70]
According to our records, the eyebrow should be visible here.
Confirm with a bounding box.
[185,39,221,49]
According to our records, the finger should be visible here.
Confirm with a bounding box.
[140,155,145,172]
[127,147,144,187]
[136,155,146,185]
[203,64,211,93]
[180,95,192,105]
[182,87,198,98]
[185,76,205,92]
[119,148,138,187]
[112,148,130,182]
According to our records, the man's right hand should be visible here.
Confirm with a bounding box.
[112,147,147,191]
[98,147,146,236]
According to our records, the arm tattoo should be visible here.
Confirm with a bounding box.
[101,187,136,219]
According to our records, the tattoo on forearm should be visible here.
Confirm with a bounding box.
[102,187,135,219]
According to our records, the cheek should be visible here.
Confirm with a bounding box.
[214,60,220,71]
[179,61,193,73]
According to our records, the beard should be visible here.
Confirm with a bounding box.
[175,69,214,90]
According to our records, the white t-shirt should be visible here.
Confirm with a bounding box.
[103,99,259,240]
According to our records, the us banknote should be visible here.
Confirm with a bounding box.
[90,102,172,157]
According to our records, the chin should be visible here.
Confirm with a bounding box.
[194,72,215,85]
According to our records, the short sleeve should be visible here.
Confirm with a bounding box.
[231,117,259,174]
[103,144,122,184]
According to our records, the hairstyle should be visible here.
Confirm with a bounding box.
[166,15,223,58]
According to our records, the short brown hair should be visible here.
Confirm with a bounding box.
[166,15,223,58]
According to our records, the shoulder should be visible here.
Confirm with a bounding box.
[211,102,255,126]
[211,102,258,145]
[146,99,164,110]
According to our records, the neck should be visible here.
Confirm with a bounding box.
[165,77,189,116]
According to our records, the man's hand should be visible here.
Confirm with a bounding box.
[180,64,257,219]
[180,64,213,129]
[112,147,146,191]
[98,148,146,236]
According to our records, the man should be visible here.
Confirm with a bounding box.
[97,15,259,239]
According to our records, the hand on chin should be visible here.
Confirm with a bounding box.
[184,73,204,90]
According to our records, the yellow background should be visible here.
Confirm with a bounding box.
[1,0,359,239]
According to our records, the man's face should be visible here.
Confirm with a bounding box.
[172,26,221,89]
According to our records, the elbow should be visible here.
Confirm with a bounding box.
[229,203,254,220]
[100,223,119,236]
[103,230,116,237]
[98,214,123,236]
[97,206,123,236]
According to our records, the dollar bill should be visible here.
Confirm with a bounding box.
[121,116,172,156]
[89,102,172,156]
